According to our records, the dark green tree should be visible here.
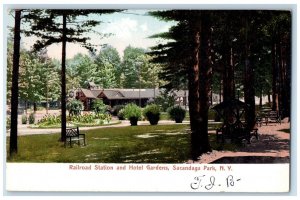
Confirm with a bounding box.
[267,11,291,118]
[150,10,212,159]
[94,45,121,87]
[121,46,146,88]
[18,50,44,112]
[23,9,116,142]
[67,53,98,87]
[150,10,291,159]
[6,39,13,105]
[40,57,61,113]
[149,22,189,91]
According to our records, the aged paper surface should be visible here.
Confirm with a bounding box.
[3,1,294,194]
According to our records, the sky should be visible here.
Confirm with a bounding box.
[7,10,176,60]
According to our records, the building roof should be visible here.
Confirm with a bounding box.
[91,89,102,97]
[120,89,161,99]
[78,88,187,100]
[102,90,125,99]
[80,88,97,99]
[174,90,189,97]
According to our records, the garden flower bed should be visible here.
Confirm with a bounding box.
[30,113,120,128]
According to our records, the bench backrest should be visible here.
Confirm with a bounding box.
[66,128,79,137]
[268,111,279,117]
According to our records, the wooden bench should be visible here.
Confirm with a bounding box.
[255,114,263,127]
[216,123,258,144]
[264,111,281,125]
[65,127,86,147]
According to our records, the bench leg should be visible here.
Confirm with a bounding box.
[246,133,251,144]
[249,130,259,142]
[218,134,225,143]
[254,131,258,140]
[216,131,223,143]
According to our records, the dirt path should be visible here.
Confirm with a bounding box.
[188,122,290,164]
[6,120,192,136]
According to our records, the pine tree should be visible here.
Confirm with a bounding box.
[23,9,117,141]
[150,10,212,159]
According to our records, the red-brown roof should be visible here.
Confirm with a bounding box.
[80,88,97,99]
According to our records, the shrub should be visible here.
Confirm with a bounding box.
[28,113,35,124]
[36,113,113,127]
[123,103,142,126]
[92,99,108,115]
[67,100,83,116]
[117,109,125,120]
[95,113,112,123]
[21,114,27,124]
[71,113,112,125]
[154,91,176,112]
[37,114,61,126]
[111,105,125,116]
[167,106,186,123]
[143,104,160,125]
[72,113,95,124]
[123,104,142,119]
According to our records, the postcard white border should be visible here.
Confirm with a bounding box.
[1,0,298,198]
[6,163,289,192]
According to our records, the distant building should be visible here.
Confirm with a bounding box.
[75,82,189,110]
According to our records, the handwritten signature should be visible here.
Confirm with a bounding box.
[190,175,241,190]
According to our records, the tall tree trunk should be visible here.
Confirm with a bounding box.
[271,40,279,111]
[279,33,289,118]
[197,11,212,155]
[221,23,235,126]
[33,102,37,113]
[219,80,222,103]
[222,31,235,101]
[244,58,256,129]
[284,31,291,118]
[188,18,201,160]
[243,15,256,130]
[46,79,49,114]
[25,100,27,114]
[259,88,263,108]
[229,47,235,99]
[9,10,21,156]
[60,13,67,142]
[189,12,212,160]
[277,37,283,115]
[222,55,235,101]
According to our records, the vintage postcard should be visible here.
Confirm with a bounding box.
[4,2,294,194]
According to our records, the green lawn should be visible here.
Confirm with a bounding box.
[7,124,235,163]
[160,112,190,121]
[160,109,217,121]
